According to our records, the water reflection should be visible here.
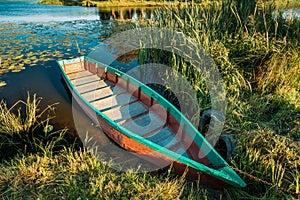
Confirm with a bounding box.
[283,8,300,19]
[0,0,157,22]
[98,7,156,21]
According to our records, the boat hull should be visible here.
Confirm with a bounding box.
[57,56,246,189]
[61,72,230,189]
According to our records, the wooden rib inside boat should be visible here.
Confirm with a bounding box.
[57,56,246,189]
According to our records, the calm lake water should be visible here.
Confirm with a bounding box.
[0,0,156,22]
[0,0,99,22]
[283,7,300,18]
[0,0,157,168]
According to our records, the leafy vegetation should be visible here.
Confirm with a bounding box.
[0,94,74,161]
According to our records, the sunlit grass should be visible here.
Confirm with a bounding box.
[0,94,71,161]
[0,93,56,135]
[38,0,64,5]
[0,95,221,199]
[139,0,300,198]
[0,146,217,199]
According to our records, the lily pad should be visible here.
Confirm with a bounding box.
[15,54,24,59]
[0,81,6,87]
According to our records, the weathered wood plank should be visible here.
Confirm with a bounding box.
[68,70,94,80]
[71,74,100,86]
[146,126,173,143]
[175,148,189,158]
[64,62,84,74]
[82,86,115,102]
[76,79,112,94]
[91,93,137,111]
[103,101,148,122]
[120,111,166,136]
[146,126,178,148]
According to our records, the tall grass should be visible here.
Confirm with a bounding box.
[0,94,52,135]
[0,147,224,199]
[145,0,300,94]
[0,95,221,199]
[0,94,71,160]
[140,0,300,198]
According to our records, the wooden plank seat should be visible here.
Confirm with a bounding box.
[119,111,166,137]
[76,79,112,94]
[71,74,101,86]
[91,93,137,111]
[68,70,93,80]
[103,101,148,123]
[81,85,125,102]
[146,126,177,147]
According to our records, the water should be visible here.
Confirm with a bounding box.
[0,1,156,168]
[0,0,100,22]
[283,8,300,19]
[98,7,156,21]
[0,1,108,136]
[0,0,156,22]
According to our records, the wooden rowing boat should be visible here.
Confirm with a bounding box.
[57,56,246,188]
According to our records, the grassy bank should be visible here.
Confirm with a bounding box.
[38,0,300,9]
[38,0,64,6]
[38,0,82,6]
[0,148,224,199]
[0,95,222,199]
[138,0,300,198]
[38,0,181,7]
[86,0,180,8]
[276,0,300,9]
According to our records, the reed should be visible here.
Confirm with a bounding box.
[139,0,300,198]
[0,94,71,161]
[0,94,47,135]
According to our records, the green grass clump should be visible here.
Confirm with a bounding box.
[231,129,299,197]
[0,94,46,135]
[0,94,73,161]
